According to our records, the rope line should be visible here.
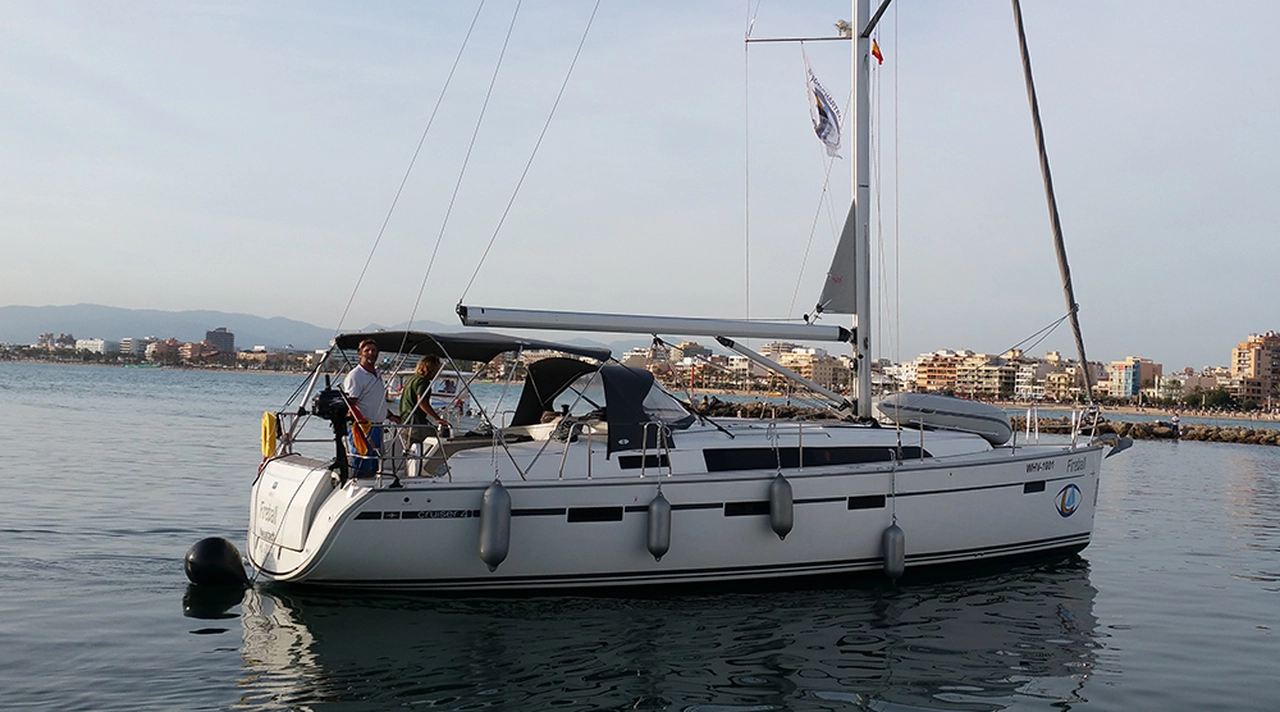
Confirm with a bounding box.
[332,1,488,339]
[744,0,764,324]
[411,0,524,334]
[788,46,851,322]
[459,0,602,303]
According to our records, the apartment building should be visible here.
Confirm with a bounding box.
[913,350,969,393]
[954,354,1016,400]
[1231,331,1280,403]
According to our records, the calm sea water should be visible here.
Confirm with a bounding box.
[1,362,1277,711]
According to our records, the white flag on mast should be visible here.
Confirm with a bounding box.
[804,52,842,157]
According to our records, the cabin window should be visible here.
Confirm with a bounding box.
[640,382,696,430]
[724,501,770,516]
[567,506,624,523]
[703,446,931,472]
[847,495,886,510]
[553,373,607,418]
[618,453,670,470]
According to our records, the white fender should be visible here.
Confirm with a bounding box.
[479,481,511,571]
[883,523,905,580]
[647,491,671,561]
[769,473,794,540]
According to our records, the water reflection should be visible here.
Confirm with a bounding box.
[238,559,1098,711]
[182,584,246,620]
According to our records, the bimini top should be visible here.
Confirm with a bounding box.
[334,330,611,364]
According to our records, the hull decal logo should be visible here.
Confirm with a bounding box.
[1056,484,1082,518]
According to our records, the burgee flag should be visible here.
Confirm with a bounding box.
[804,52,842,158]
[872,39,884,65]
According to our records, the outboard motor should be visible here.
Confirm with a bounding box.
[311,376,351,481]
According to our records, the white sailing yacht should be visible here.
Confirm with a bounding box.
[244,1,1123,591]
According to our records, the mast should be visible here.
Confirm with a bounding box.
[1010,0,1095,404]
[852,0,874,419]
[812,0,882,420]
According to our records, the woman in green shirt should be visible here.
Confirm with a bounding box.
[398,354,445,447]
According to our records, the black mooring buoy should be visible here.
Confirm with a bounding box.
[185,537,249,587]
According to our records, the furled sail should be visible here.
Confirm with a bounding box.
[813,200,859,315]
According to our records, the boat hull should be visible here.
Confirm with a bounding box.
[248,441,1102,591]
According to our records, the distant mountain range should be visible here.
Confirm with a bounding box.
[0,304,343,350]
[0,304,649,355]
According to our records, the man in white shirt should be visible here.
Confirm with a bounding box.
[343,338,399,474]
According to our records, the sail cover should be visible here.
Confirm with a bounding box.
[814,201,858,315]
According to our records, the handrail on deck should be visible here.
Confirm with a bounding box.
[639,422,674,478]
[557,421,595,480]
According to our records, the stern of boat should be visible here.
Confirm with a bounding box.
[249,456,340,581]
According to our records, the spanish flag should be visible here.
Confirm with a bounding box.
[348,403,374,456]
[871,39,884,65]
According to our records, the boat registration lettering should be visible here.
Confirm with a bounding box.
[258,502,280,525]
[1025,460,1055,473]
[1067,457,1088,473]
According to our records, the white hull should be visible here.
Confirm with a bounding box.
[230,0,1124,593]
[249,420,1102,591]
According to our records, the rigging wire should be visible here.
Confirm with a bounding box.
[869,11,899,374]
[786,154,835,321]
[745,6,851,328]
[873,22,900,375]
[411,0,525,330]
[999,310,1076,360]
[959,308,1076,390]
[744,0,764,325]
[332,1,488,339]
[893,4,900,370]
[787,48,852,322]
[458,0,603,303]
[872,31,888,367]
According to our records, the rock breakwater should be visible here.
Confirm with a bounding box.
[1012,416,1280,446]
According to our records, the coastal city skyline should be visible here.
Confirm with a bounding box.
[4,3,1279,371]
[0,299,1274,377]
[8,308,1277,408]
[3,302,1274,371]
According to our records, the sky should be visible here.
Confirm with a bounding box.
[3,1,1278,371]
